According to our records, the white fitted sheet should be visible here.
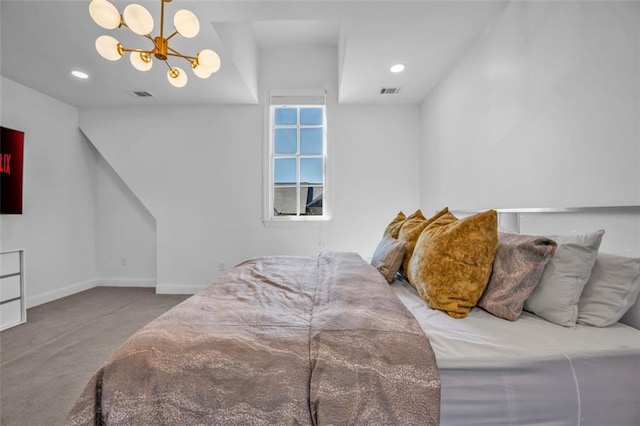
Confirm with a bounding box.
[391,279,640,426]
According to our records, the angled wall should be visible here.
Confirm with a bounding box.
[94,152,157,286]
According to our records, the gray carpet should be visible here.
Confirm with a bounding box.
[0,287,189,426]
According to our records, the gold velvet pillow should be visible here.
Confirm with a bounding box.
[382,211,407,239]
[398,208,449,278]
[408,210,498,318]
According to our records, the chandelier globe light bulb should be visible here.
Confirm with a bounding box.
[167,67,188,87]
[123,4,154,36]
[89,0,121,30]
[96,35,123,61]
[197,49,221,73]
[192,63,213,79]
[130,52,153,71]
[174,10,200,38]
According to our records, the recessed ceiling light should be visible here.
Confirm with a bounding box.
[71,70,89,80]
[390,64,405,73]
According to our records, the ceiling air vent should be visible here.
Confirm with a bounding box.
[380,88,400,95]
[131,91,154,98]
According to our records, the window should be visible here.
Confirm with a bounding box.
[266,91,327,221]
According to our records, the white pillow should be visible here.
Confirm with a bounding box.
[577,253,640,327]
[524,230,604,327]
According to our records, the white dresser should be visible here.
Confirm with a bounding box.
[0,249,26,331]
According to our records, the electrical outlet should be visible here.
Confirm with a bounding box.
[121,257,127,266]
[218,261,225,271]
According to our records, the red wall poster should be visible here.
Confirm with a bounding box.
[1,126,24,214]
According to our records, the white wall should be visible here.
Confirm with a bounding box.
[94,153,157,285]
[420,1,640,215]
[0,77,98,307]
[80,47,422,293]
[0,76,158,305]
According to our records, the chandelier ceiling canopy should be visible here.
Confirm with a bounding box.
[89,0,221,88]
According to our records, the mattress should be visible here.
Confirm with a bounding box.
[391,278,640,426]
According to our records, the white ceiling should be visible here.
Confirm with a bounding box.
[0,0,508,108]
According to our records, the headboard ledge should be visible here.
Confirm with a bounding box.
[452,205,640,215]
[451,206,640,239]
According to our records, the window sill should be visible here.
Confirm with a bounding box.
[262,215,331,227]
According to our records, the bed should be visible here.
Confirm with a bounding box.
[67,207,640,425]
[381,206,640,425]
[66,252,441,425]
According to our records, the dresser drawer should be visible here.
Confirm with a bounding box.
[0,299,22,329]
[0,251,20,276]
[1,275,21,303]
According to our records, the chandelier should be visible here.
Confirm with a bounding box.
[88,0,221,88]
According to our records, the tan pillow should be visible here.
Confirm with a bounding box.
[477,233,557,321]
[370,238,406,283]
[398,208,449,278]
[382,211,407,239]
[408,210,498,318]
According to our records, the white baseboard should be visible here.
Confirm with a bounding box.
[26,278,199,308]
[26,277,157,309]
[26,278,99,309]
[95,278,156,288]
[155,283,206,295]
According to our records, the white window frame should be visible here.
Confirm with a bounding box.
[264,89,329,223]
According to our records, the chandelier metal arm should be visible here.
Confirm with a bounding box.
[120,46,155,55]
[167,47,196,61]
[165,30,179,42]
[118,35,157,57]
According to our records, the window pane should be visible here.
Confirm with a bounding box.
[274,129,297,154]
[274,108,297,125]
[301,186,323,216]
[300,128,323,154]
[274,158,296,184]
[274,187,297,215]
[300,158,323,185]
[300,108,323,125]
